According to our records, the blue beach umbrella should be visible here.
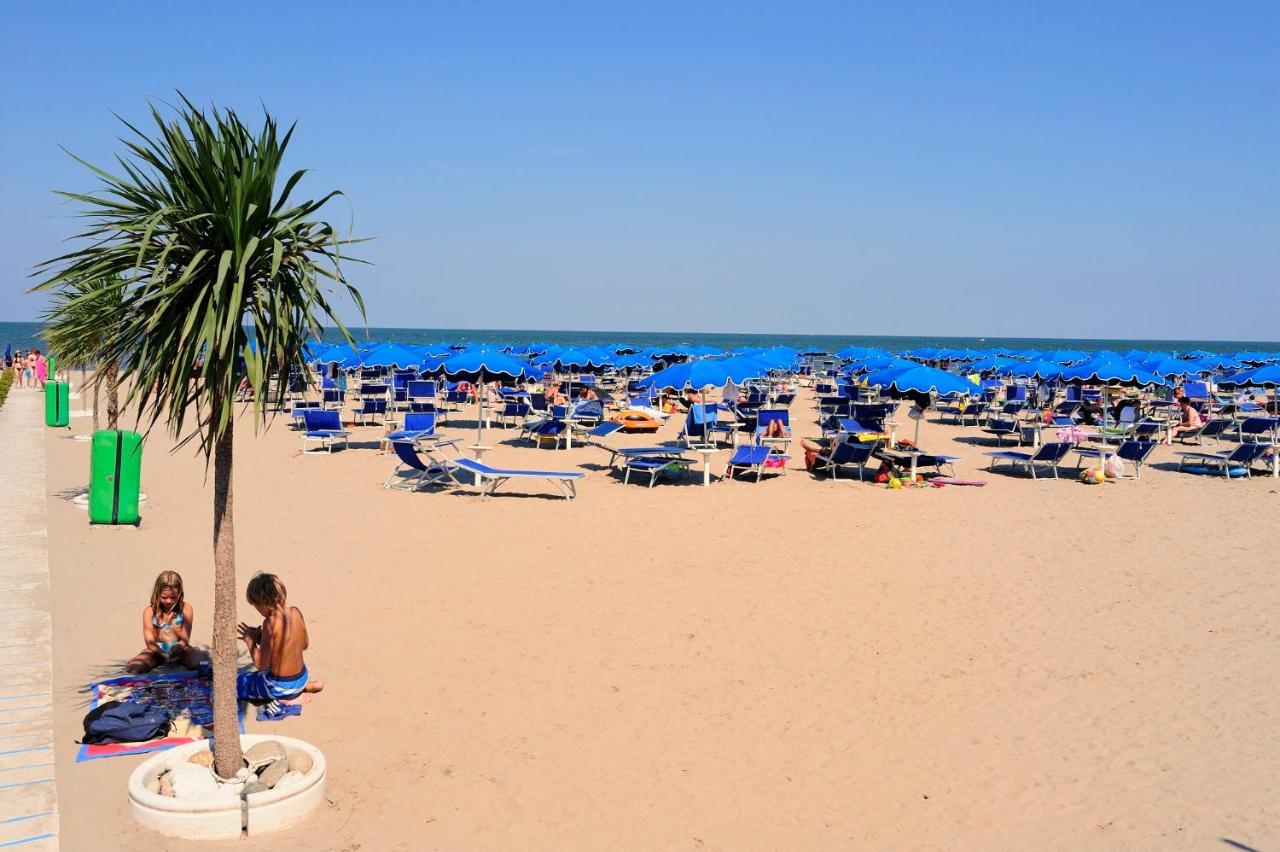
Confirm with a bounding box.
[863,364,978,397]
[361,342,421,368]
[1057,354,1165,386]
[1007,360,1065,380]
[1142,356,1210,378]
[1043,349,1088,364]
[863,365,978,442]
[434,347,529,446]
[1219,364,1280,388]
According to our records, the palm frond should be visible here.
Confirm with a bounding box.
[33,96,367,457]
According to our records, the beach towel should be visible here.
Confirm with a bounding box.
[76,670,244,762]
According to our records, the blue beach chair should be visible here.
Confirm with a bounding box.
[301,409,350,454]
[1074,439,1158,479]
[383,412,438,448]
[621,455,694,487]
[724,445,789,482]
[983,417,1022,447]
[383,440,461,490]
[354,398,388,426]
[450,458,585,500]
[811,441,874,481]
[1176,442,1271,478]
[985,441,1074,479]
[754,409,792,451]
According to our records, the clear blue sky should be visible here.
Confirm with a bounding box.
[2,2,1277,340]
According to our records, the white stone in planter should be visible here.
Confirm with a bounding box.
[128,734,326,840]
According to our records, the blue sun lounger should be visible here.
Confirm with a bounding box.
[1176,442,1271,478]
[451,458,585,500]
[301,409,350,454]
[812,441,874,480]
[382,412,438,450]
[985,441,1073,479]
[581,422,687,468]
[621,455,694,487]
[724,444,788,482]
[383,440,462,490]
[1075,439,1158,479]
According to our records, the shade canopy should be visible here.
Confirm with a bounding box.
[863,364,978,396]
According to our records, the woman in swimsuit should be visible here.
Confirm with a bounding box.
[126,571,203,673]
[237,572,324,702]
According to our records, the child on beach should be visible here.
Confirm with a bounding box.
[126,571,203,673]
[236,573,323,702]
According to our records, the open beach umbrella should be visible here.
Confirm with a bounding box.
[864,365,979,444]
[361,342,422,369]
[1142,356,1210,378]
[1057,354,1165,386]
[1007,360,1064,380]
[1219,364,1280,415]
[551,349,614,448]
[435,347,528,447]
[1043,349,1087,364]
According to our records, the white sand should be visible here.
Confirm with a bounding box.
[40,385,1280,849]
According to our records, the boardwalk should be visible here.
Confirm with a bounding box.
[0,390,58,850]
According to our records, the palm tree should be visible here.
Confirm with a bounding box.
[41,274,127,430]
[35,96,364,779]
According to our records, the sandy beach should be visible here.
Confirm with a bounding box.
[31,382,1277,850]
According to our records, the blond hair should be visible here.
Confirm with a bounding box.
[150,570,185,614]
[246,572,287,609]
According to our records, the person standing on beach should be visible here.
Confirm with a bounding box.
[33,350,48,388]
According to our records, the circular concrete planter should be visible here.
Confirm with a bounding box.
[128,735,326,840]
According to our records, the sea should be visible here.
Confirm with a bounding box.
[2,320,1276,359]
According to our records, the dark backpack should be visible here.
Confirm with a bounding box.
[80,700,172,744]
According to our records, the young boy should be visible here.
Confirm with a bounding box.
[236,573,324,702]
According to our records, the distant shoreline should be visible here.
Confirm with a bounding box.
[1,320,1276,355]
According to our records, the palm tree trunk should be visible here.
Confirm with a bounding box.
[211,412,244,779]
[106,359,120,430]
[91,375,100,433]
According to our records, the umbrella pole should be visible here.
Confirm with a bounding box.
[477,378,485,448]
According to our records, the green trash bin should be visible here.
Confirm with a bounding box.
[44,381,70,427]
[89,430,144,526]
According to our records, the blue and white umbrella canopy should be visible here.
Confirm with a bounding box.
[552,347,613,372]
[637,357,771,391]
[1043,349,1088,364]
[433,348,530,445]
[863,364,979,397]
[1056,354,1166,386]
[847,355,912,373]
[361,342,422,368]
[1142,356,1210,377]
[1006,360,1065,380]
[836,346,889,360]
[967,355,1018,374]
[863,364,978,443]
[1233,351,1280,365]
[1219,364,1280,388]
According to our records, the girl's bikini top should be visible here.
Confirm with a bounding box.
[152,610,184,630]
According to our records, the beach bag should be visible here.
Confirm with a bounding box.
[80,700,172,744]
[1104,456,1125,479]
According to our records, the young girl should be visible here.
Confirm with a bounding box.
[126,571,202,673]
[236,573,324,702]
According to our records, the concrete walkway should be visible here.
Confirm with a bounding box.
[0,390,59,849]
